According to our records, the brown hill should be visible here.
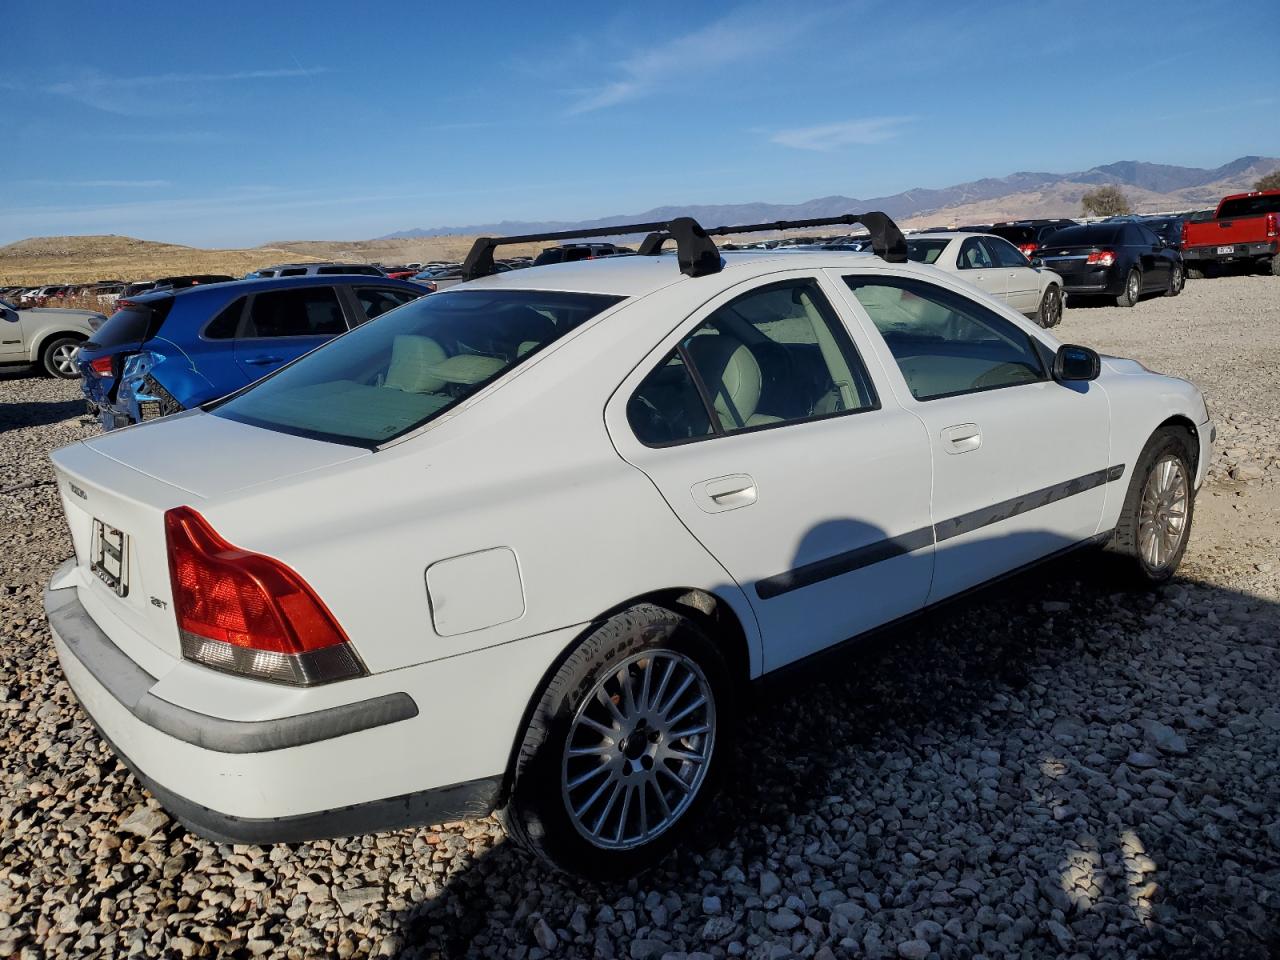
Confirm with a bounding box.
[0,234,545,286]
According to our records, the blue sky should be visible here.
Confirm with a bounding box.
[2,0,1276,247]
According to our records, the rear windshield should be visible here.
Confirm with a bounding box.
[84,298,174,349]
[905,239,951,265]
[213,289,624,446]
[1041,225,1118,247]
[1216,194,1280,219]
[316,265,383,276]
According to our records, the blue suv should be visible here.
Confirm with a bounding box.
[79,275,427,430]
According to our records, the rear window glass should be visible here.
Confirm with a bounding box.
[905,239,950,265]
[213,289,624,446]
[316,265,383,276]
[85,299,173,349]
[1216,194,1280,219]
[1041,225,1118,246]
[243,287,346,338]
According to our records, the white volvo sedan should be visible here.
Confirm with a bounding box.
[44,214,1211,878]
[905,231,1065,328]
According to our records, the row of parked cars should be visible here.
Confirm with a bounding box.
[41,207,1214,879]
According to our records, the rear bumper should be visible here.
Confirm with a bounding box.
[45,562,503,843]
[1182,241,1277,262]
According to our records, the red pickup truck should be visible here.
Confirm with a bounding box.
[1181,190,1280,277]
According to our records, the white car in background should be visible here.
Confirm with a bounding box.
[43,213,1210,879]
[907,231,1065,327]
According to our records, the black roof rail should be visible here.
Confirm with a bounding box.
[461,210,906,281]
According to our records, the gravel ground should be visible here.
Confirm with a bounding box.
[2,275,1279,959]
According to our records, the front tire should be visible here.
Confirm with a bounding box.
[1116,269,1142,307]
[1108,427,1196,585]
[1165,262,1184,297]
[500,604,735,879]
[40,336,83,378]
[1035,285,1063,327]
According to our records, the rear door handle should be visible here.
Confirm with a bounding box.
[941,423,982,454]
[693,474,758,513]
[245,356,284,365]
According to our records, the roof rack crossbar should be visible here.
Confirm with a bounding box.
[461,210,906,281]
[462,218,720,280]
[638,212,908,264]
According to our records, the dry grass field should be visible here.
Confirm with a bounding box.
[0,234,551,286]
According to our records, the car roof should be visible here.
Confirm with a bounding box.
[457,249,893,298]
[128,273,422,304]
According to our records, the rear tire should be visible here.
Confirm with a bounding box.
[1108,427,1196,586]
[40,336,83,378]
[500,603,735,880]
[1035,285,1063,327]
[1165,263,1184,297]
[1269,257,1280,277]
[1116,269,1141,307]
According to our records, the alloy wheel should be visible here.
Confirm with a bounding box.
[1138,455,1189,570]
[1128,272,1140,303]
[51,343,79,377]
[561,650,716,850]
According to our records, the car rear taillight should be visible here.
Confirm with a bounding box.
[165,506,364,685]
[88,356,113,377]
[1266,212,1277,238]
[1085,250,1117,267]
[1018,243,1037,258]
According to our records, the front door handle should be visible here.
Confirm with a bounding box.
[693,474,758,513]
[941,423,982,454]
[245,356,284,365]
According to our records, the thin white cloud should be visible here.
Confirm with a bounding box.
[18,179,171,189]
[566,5,826,115]
[42,66,329,115]
[771,117,913,151]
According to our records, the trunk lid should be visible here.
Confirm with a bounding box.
[51,411,368,664]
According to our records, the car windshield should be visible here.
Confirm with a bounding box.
[213,289,624,446]
[905,239,951,265]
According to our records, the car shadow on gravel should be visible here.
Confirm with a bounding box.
[0,395,87,432]
[387,523,1280,960]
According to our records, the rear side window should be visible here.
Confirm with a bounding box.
[354,286,422,322]
[956,238,995,269]
[243,287,346,338]
[204,297,247,339]
[845,276,1045,401]
[628,278,878,445]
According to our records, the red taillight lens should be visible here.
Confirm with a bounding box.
[88,356,113,377]
[1266,212,1277,238]
[164,506,363,685]
[1085,250,1117,267]
[1019,243,1037,258]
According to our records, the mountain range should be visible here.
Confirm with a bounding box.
[382,156,1280,239]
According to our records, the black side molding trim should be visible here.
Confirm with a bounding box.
[45,577,419,755]
[934,465,1122,543]
[756,527,934,600]
[756,465,1126,599]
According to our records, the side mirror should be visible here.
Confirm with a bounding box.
[1030,257,1044,268]
[1053,344,1101,382]
[0,306,18,323]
